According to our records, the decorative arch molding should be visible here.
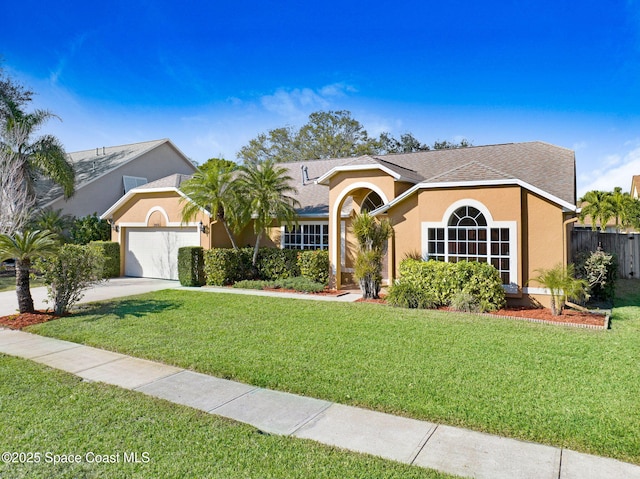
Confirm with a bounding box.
[145,206,170,227]
[440,198,495,224]
[331,182,390,221]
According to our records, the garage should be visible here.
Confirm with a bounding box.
[125,227,200,280]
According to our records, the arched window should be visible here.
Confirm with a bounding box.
[426,205,513,285]
[361,191,384,213]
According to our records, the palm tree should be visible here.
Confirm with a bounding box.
[352,211,393,299]
[579,190,614,232]
[530,263,588,316]
[29,208,73,240]
[609,186,632,231]
[180,162,242,249]
[0,230,59,313]
[238,160,300,265]
[0,98,75,219]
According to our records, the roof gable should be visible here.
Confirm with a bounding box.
[36,139,195,207]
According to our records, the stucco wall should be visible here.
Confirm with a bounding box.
[50,142,196,219]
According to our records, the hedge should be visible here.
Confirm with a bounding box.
[204,248,254,286]
[178,246,205,287]
[89,241,120,278]
[204,247,330,286]
[256,248,300,280]
[388,259,505,312]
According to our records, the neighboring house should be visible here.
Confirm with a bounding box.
[35,139,196,219]
[631,175,640,199]
[101,141,578,308]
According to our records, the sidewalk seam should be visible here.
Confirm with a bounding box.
[558,448,563,479]
[206,386,261,413]
[288,401,334,436]
[409,424,439,465]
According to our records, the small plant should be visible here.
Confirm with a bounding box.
[449,290,480,313]
[90,241,120,278]
[35,243,105,315]
[530,264,588,316]
[386,282,436,309]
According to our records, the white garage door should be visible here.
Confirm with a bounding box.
[125,227,200,280]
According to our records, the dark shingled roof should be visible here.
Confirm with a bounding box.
[124,141,577,217]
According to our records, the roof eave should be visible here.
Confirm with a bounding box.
[370,179,578,216]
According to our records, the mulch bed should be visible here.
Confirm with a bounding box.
[0,311,62,330]
[357,296,608,328]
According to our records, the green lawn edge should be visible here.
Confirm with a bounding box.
[27,280,640,464]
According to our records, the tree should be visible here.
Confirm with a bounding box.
[28,208,73,241]
[530,264,588,316]
[0,146,34,234]
[432,138,473,149]
[352,211,393,299]
[0,230,59,313]
[0,63,33,121]
[237,160,300,265]
[579,190,615,232]
[180,163,243,249]
[199,157,238,172]
[237,110,471,163]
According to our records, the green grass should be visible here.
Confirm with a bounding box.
[28,280,640,464]
[0,275,45,292]
[0,355,456,479]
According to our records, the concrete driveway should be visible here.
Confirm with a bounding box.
[0,277,180,317]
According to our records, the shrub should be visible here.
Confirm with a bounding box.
[386,282,437,309]
[256,248,300,280]
[233,280,275,290]
[34,244,105,315]
[575,248,618,302]
[449,290,480,313]
[352,212,393,299]
[297,250,330,285]
[393,259,505,312]
[178,246,205,287]
[204,248,254,285]
[70,213,111,245]
[89,241,120,278]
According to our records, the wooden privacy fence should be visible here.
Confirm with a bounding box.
[571,230,640,279]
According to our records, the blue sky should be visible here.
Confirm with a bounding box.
[3,0,640,197]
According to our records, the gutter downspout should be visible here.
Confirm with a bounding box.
[563,216,578,266]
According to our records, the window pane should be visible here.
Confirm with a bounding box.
[501,228,509,241]
[501,243,509,255]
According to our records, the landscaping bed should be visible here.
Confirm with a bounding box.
[0,311,61,329]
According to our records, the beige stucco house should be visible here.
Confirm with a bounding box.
[36,139,196,218]
[101,141,577,307]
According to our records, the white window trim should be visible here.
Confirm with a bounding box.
[421,199,518,294]
[280,221,329,251]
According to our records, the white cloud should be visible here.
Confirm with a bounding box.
[578,146,640,197]
[259,83,357,119]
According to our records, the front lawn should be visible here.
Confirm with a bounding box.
[0,355,455,479]
[28,280,640,464]
[0,274,44,292]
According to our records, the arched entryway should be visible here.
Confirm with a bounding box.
[329,182,391,290]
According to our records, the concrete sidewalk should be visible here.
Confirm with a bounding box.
[1,329,638,479]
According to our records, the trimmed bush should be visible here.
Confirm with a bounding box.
[204,248,254,286]
[70,213,111,245]
[297,250,330,285]
[256,248,300,280]
[34,244,105,315]
[178,246,205,287]
[390,259,505,312]
[89,241,120,278]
